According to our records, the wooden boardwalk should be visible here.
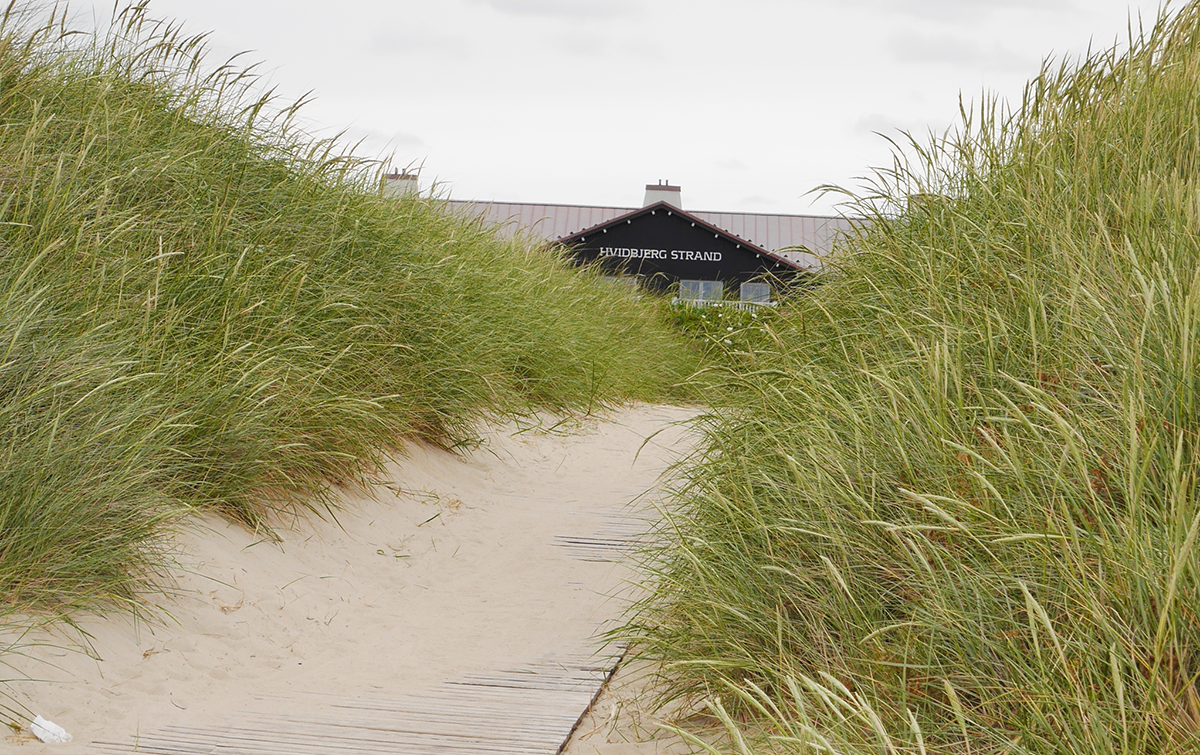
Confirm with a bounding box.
[91,512,641,755]
[92,648,622,754]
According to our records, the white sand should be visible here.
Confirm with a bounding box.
[564,660,713,755]
[1,404,697,752]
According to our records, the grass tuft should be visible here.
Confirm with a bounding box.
[0,2,691,630]
[624,3,1200,752]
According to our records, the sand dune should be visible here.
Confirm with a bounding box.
[2,405,697,753]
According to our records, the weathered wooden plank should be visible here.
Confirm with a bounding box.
[93,646,623,753]
[92,511,638,754]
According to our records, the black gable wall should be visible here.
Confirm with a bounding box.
[561,205,797,292]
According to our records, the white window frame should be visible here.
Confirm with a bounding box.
[679,279,724,301]
[739,281,771,303]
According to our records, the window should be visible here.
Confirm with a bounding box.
[601,275,639,292]
[679,280,724,301]
[739,281,771,303]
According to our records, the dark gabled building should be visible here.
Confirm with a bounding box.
[557,201,803,299]
[389,177,858,302]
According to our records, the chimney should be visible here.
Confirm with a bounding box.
[643,180,682,208]
[383,169,419,198]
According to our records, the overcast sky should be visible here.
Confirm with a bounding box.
[76,0,1171,215]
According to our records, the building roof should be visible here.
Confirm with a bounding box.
[559,201,803,272]
[446,199,857,270]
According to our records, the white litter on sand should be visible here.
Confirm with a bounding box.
[31,715,72,743]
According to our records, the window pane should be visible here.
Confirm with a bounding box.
[680,280,724,300]
[602,276,638,291]
[740,282,771,303]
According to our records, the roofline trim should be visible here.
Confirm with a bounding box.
[555,201,805,272]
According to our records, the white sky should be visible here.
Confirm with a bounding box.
[76,0,1171,215]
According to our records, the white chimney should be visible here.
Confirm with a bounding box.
[383,170,419,198]
[643,180,682,208]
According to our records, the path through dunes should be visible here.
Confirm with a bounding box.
[3,405,696,753]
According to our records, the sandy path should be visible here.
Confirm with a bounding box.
[1,404,697,753]
[563,660,708,755]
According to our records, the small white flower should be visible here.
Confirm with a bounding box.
[724,339,732,345]
[727,327,733,331]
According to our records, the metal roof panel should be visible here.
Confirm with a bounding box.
[445,200,859,268]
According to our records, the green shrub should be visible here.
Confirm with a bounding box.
[663,301,779,359]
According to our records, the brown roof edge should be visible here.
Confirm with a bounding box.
[445,198,637,212]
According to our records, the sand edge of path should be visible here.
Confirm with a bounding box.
[1,404,700,754]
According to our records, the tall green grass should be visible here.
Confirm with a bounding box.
[626,3,1200,752]
[0,3,690,624]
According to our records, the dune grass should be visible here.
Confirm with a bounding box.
[0,2,692,628]
[624,3,1200,753]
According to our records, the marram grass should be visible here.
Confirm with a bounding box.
[0,2,692,627]
[625,3,1200,753]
